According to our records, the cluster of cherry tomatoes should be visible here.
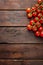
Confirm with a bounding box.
[26,0,43,37]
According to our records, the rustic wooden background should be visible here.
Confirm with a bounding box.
[0,0,43,65]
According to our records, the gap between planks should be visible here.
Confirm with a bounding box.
[0,59,43,61]
[0,58,43,60]
[0,9,26,11]
[0,42,43,44]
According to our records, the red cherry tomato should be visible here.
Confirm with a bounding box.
[35,31,40,37]
[32,7,36,11]
[27,24,32,30]
[41,10,43,15]
[40,31,43,37]
[36,22,41,28]
[30,20,35,25]
[39,5,43,9]
[38,26,43,31]
[26,8,31,13]
[38,13,42,18]
[32,12,37,17]
[40,18,43,24]
[36,9,41,13]
[28,13,32,18]
[35,4,39,8]
[32,25,37,32]
[38,0,42,4]
[34,17,39,22]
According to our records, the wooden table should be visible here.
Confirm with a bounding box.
[0,0,43,65]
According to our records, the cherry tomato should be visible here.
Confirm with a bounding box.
[32,12,37,17]
[28,13,32,18]
[38,13,42,18]
[41,10,43,15]
[30,20,35,25]
[36,9,41,13]
[36,22,41,28]
[35,31,40,37]
[39,5,43,9]
[35,4,39,8]
[27,24,32,30]
[38,26,43,31]
[32,7,36,11]
[32,25,37,32]
[40,18,43,24]
[40,31,43,37]
[34,17,39,22]
[38,0,42,4]
[26,8,31,13]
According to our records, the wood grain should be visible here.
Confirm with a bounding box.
[0,44,43,59]
[0,60,43,65]
[0,0,43,65]
[0,0,37,9]
[0,27,43,43]
[23,60,43,65]
[0,11,29,26]
[0,60,22,65]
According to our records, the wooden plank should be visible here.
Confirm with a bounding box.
[0,44,43,59]
[0,60,43,65]
[0,0,37,9]
[23,60,43,65]
[0,11,29,26]
[0,60,22,65]
[0,27,43,43]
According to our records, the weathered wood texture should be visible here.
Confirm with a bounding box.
[0,44,43,59]
[0,60,43,65]
[0,11,28,26]
[0,27,43,43]
[0,0,43,64]
[0,0,37,9]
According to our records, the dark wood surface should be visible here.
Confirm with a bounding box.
[0,0,37,9]
[0,11,28,26]
[0,27,43,43]
[0,60,43,65]
[0,44,43,59]
[0,0,43,65]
